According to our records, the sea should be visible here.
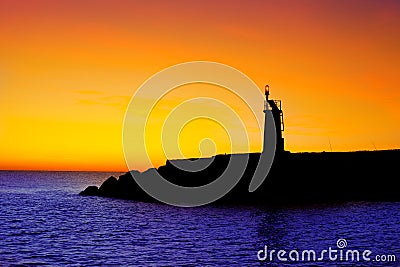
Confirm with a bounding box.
[0,170,399,266]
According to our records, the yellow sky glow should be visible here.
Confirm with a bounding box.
[1,1,399,171]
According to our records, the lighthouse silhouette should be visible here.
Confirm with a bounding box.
[263,85,284,154]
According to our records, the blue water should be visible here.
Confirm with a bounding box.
[0,171,399,266]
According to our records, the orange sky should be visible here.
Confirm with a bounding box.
[1,0,399,171]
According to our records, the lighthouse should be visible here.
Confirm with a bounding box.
[263,85,284,154]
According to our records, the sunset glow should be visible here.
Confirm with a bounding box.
[1,0,399,171]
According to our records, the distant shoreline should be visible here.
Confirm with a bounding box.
[2,149,398,173]
[0,169,127,173]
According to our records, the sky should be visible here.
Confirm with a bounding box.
[0,0,399,171]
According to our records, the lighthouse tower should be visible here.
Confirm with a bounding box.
[263,85,284,154]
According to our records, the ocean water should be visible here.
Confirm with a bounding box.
[0,171,399,266]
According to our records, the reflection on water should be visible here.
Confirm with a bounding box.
[0,171,399,266]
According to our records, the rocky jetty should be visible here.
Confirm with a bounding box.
[80,150,400,205]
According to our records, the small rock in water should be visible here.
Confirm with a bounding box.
[79,185,99,196]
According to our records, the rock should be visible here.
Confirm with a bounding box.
[98,176,118,196]
[79,185,99,196]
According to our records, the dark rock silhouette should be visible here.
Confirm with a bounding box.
[80,149,400,205]
[98,176,118,196]
[80,185,99,196]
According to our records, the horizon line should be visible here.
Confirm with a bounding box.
[1,148,399,173]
